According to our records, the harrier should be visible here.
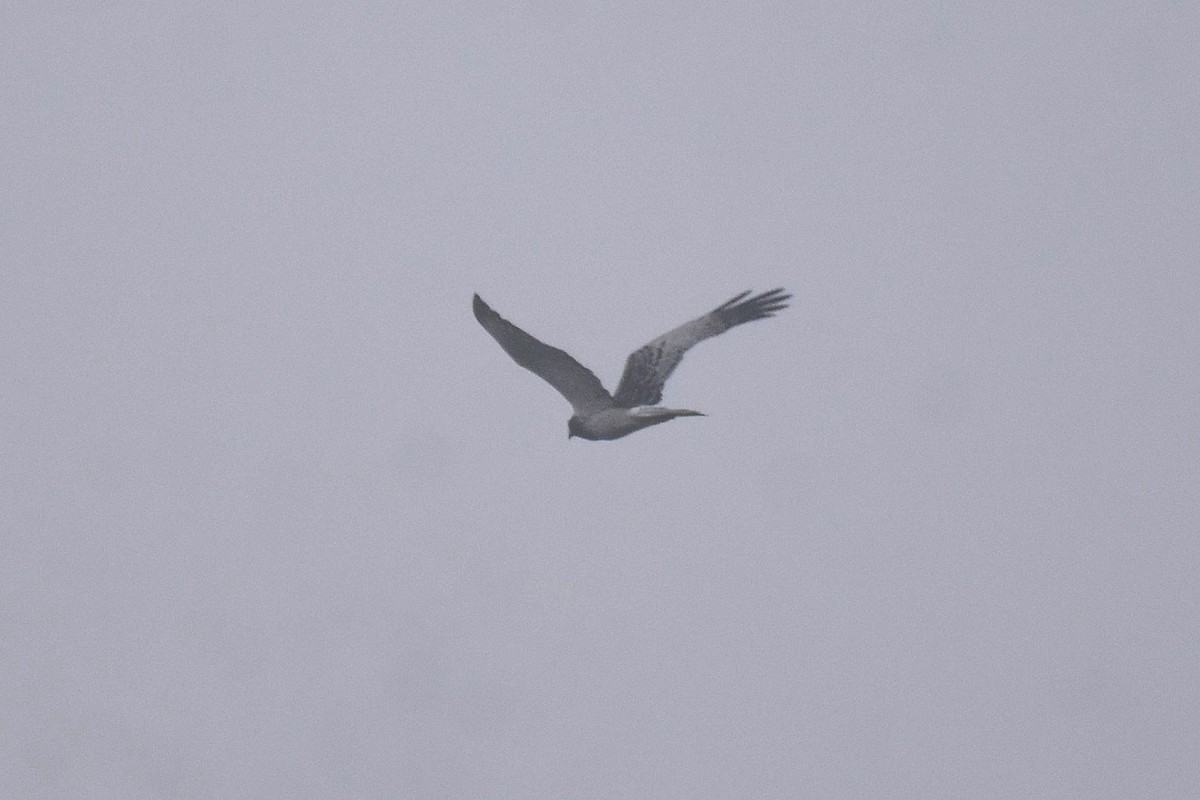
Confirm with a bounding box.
[473,289,790,440]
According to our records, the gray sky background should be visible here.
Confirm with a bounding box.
[3,3,1198,797]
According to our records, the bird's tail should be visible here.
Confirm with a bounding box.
[628,406,705,419]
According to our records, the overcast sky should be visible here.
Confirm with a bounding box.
[3,3,1198,797]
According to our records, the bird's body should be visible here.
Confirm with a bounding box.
[472,289,790,441]
[566,405,705,441]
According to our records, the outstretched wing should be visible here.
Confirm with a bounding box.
[473,294,614,414]
[613,288,791,407]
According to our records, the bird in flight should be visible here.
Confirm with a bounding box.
[472,288,790,441]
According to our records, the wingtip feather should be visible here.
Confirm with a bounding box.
[472,293,491,322]
[715,287,792,325]
[716,290,754,311]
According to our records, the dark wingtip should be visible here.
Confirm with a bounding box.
[472,293,490,321]
[719,287,792,324]
[756,287,791,304]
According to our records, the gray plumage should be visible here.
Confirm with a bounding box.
[472,289,790,441]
